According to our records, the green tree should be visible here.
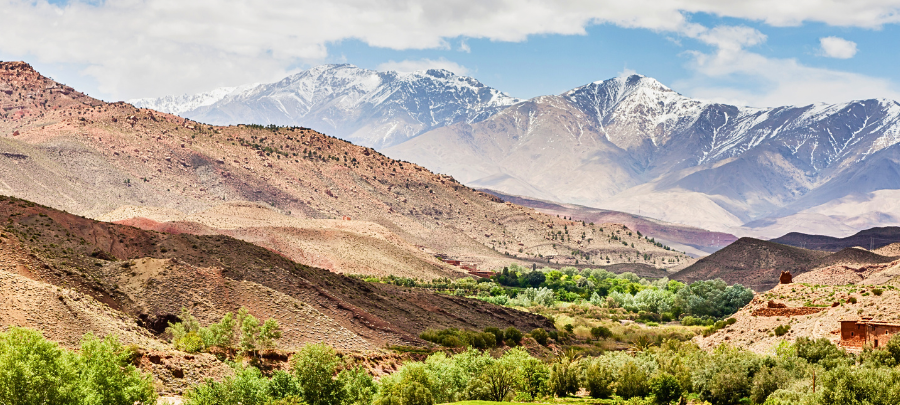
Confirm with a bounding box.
[76,333,157,405]
[519,357,550,400]
[292,343,345,405]
[0,327,79,405]
[650,372,682,404]
[548,351,580,397]
[339,367,377,405]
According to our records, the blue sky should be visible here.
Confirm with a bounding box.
[4,0,900,107]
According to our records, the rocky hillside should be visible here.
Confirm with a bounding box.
[131,64,520,149]
[0,195,553,351]
[0,61,691,278]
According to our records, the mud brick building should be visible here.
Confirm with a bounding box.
[840,317,900,350]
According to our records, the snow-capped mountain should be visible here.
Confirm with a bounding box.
[136,69,900,237]
[133,64,519,148]
[385,74,900,237]
[130,84,257,115]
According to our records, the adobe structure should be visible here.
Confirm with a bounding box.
[840,317,900,350]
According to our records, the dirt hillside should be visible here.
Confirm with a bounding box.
[0,61,692,279]
[673,238,829,291]
[0,195,553,351]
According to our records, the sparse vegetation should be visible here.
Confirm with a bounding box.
[166,307,282,357]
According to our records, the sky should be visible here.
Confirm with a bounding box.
[3,0,900,107]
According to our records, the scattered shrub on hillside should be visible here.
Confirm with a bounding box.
[873,288,884,296]
[774,324,791,337]
[530,328,549,346]
[166,307,281,356]
[848,296,858,304]
[504,327,523,346]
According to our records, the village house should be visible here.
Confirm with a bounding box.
[840,317,900,350]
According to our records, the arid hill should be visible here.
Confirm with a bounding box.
[771,226,900,252]
[672,238,830,291]
[0,195,553,351]
[482,189,737,256]
[0,61,692,278]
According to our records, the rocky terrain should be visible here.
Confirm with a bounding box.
[695,282,900,354]
[0,195,554,352]
[0,61,692,278]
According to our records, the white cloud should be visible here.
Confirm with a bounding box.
[674,26,900,107]
[377,58,470,75]
[819,36,858,58]
[3,0,900,99]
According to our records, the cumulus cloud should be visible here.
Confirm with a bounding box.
[3,0,900,99]
[675,26,899,107]
[377,58,470,75]
[819,36,859,58]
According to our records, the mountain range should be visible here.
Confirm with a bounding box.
[131,65,519,150]
[135,66,900,239]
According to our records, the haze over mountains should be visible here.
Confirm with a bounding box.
[137,65,900,239]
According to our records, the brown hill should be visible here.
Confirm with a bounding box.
[770,226,900,252]
[875,242,900,258]
[695,283,900,354]
[0,61,692,278]
[482,189,737,256]
[672,238,829,291]
[0,195,552,350]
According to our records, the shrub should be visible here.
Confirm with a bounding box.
[873,288,884,296]
[292,343,345,405]
[590,326,613,340]
[750,366,787,404]
[548,351,580,397]
[848,296,858,304]
[774,324,790,337]
[484,327,504,344]
[617,360,651,399]
[795,337,847,369]
[583,357,616,399]
[530,328,549,346]
[650,372,682,404]
[503,327,523,346]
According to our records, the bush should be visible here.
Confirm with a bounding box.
[503,327,523,346]
[583,357,616,399]
[873,288,884,296]
[519,357,550,400]
[750,366,787,404]
[591,326,613,340]
[617,360,651,399]
[774,324,790,336]
[848,296,858,304]
[530,328,549,346]
[650,372,682,404]
[420,328,497,349]
[548,351,580,397]
[795,337,847,369]
[292,343,345,405]
[185,364,270,405]
[484,327,504,344]
[339,367,377,405]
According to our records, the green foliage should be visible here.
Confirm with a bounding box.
[590,326,613,339]
[530,328,549,346]
[750,366,788,405]
[0,327,156,405]
[503,327,523,346]
[873,288,884,296]
[167,307,280,356]
[794,337,847,369]
[548,351,581,397]
[774,324,791,337]
[650,372,682,404]
[185,364,272,405]
[291,343,345,405]
[583,356,616,399]
[339,367,377,405]
[519,356,550,400]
